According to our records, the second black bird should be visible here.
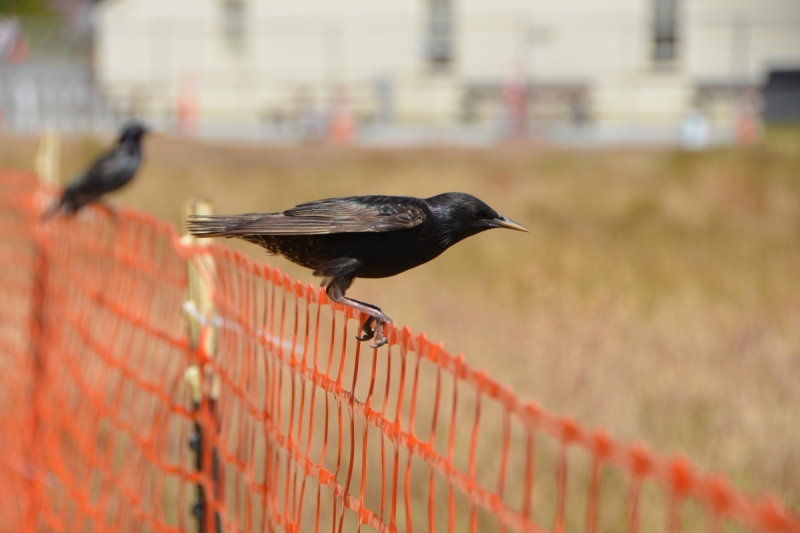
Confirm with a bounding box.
[187,192,528,347]
[43,121,152,219]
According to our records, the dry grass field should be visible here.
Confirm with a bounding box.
[2,129,799,518]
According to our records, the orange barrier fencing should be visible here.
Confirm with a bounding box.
[1,168,798,533]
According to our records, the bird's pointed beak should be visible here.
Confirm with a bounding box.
[493,215,529,232]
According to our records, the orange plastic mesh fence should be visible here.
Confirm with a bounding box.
[1,168,798,533]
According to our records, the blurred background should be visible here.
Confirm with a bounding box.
[2,0,800,519]
[1,0,799,145]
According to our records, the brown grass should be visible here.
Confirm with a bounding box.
[3,129,799,512]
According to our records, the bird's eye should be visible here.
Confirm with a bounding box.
[471,208,485,220]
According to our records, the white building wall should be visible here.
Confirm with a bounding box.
[95,0,220,116]
[459,0,645,81]
[685,0,800,82]
[92,0,800,131]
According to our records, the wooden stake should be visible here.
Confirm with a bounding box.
[35,129,61,185]
[181,198,218,399]
[181,198,222,533]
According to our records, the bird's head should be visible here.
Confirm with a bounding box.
[118,121,152,145]
[426,192,528,246]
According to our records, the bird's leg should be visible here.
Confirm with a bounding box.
[325,283,392,348]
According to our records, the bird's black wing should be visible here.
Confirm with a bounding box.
[49,147,141,216]
[70,146,141,197]
[187,196,427,237]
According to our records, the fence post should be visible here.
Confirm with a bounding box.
[25,130,61,529]
[26,209,49,531]
[34,129,61,186]
[181,199,222,533]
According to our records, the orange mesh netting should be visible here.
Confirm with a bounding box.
[0,168,798,533]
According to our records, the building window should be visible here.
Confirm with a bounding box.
[222,0,246,54]
[426,0,453,70]
[652,0,678,63]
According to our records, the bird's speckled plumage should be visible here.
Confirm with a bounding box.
[187,192,527,346]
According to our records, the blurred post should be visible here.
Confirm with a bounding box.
[328,86,355,145]
[181,199,221,533]
[503,64,529,142]
[735,88,761,146]
[26,131,61,530]
[680,109,709,150]
[177,75,199,139]
[26,209,50,532]
[35,129,61,185]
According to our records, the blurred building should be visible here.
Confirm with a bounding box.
[45,0,800,139]
[0,2,120,135]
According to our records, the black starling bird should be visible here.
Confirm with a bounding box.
[187,193,528,347]
[42,121,152,219]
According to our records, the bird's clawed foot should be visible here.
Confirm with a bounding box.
[356,315,392,348]
[357,316,376,341]
[325,285,393,349]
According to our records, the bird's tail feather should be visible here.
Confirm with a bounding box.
[186,214,266,237]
